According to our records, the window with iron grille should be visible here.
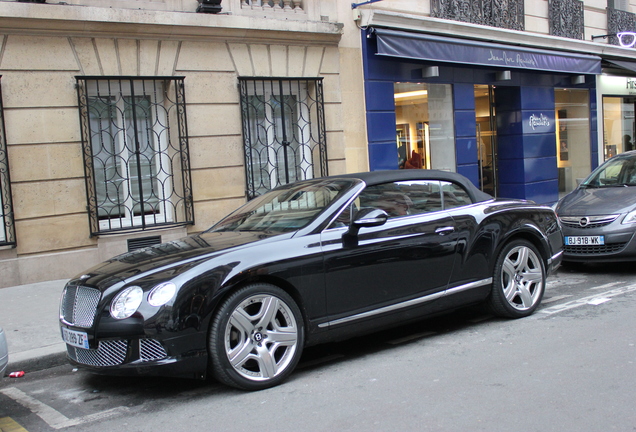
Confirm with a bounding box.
[0,76,16,247]
[239,78,328,199]
[76,77,194,235]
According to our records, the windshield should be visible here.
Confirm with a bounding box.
[581,154,636,188]
[209,179,357,233]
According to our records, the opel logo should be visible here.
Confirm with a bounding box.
[579,217,589,227]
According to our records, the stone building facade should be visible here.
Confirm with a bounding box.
[2,0,636,288]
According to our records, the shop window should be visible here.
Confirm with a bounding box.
[556,89,591,196]
[76,77,194,235]
[239,78,328,199]
[394,83,456,173]
[0,77,16,247]
[602,96,636,159]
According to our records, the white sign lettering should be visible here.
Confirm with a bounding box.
[529,114,551,130]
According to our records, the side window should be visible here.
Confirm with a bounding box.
[358,181,443,218]
[441,181,472,209]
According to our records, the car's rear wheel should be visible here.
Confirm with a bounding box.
[209,283,304,390]
[488,239,546,318]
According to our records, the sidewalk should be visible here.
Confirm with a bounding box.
[0,279,69,375]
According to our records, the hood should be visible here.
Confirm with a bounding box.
[557,186,636,216]
[74,231,290,288]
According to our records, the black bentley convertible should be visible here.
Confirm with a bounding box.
[60,170,563,390]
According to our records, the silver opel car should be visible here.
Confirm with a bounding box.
[0,326,8,378]
[555,150,636,262]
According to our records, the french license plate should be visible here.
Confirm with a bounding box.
[565,235,605,246]
[61,327,90,349]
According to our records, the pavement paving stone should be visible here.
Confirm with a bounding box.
[0,279,69,375]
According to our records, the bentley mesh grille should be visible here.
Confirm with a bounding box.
[564,242,627,255]
[67,340,128,367]
[61,285,101,328]
[140,339,168,362]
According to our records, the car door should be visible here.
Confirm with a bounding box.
[320,180,460,326]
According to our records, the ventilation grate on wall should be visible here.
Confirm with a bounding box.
[127,236,162,252]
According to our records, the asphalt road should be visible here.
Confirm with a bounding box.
[1,262,636,432]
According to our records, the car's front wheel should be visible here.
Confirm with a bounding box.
[488,239,546,318]
[209,283,304,390]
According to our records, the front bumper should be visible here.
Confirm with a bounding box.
[560,217,636,262]
[62,331,209,380]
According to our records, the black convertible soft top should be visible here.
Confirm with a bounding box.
[329,169,494,203]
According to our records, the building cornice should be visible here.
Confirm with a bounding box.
[365,10,636,62]
[0,1,343,45]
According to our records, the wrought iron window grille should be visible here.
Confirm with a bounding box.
[241,0,303,10]
[431,0,525,31]
[239,78,328,200]
[549,0,584,40]
[0,76,16,247]
[76,76,194,236]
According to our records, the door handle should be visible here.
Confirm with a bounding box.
[435,226,455,236]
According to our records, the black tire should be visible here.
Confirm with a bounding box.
[488,239,546,318]
[209,283,304,390]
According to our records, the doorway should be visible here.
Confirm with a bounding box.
[475,85,498,196]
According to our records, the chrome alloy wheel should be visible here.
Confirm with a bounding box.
[224,293,299,382]
[500,245,544,311]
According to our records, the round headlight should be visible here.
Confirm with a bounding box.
[148,282,177,307]
[110,286,143,319]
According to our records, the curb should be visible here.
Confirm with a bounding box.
[4,345,68,376]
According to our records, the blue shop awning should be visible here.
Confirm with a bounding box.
[374,28,601,75]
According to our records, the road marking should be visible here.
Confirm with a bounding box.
[0,417,29,432]
[537,284,636,316]
[0,387,128,430]
[588,297,611,305]
[589,281,623,291]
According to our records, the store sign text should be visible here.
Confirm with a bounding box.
[488,50,537,68]
[529,113,551,130]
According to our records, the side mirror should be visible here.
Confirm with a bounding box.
[343,209,389,247]
[352,208,389,229]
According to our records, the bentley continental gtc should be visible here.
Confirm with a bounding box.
[60,170,563,390]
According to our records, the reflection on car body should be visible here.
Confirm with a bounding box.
[555,150,636,262]
[60,170,563,390]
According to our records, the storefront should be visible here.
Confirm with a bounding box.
[361,28,601,204]
[597,71,636,163]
